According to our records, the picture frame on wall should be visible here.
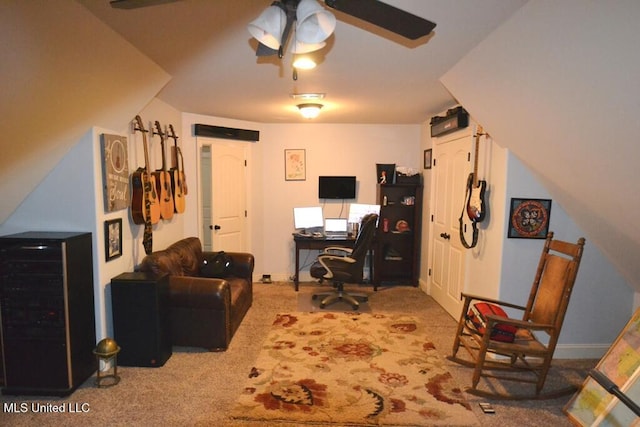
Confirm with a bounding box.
[284,149,306,181]
[100,134,130,212]
[105,218,122,261]
[507,198,552,239]
[424,149,432,170]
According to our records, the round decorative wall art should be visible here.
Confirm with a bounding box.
[508,198,552,239]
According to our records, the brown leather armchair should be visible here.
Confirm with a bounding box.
[138,237,254,351]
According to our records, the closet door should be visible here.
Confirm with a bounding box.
[428,129,473,317]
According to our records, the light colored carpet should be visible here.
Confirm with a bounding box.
[0,282,597,426]
[230,311,479,426]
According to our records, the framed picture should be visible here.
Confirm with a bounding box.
[284,149,306,181]
[104,218,122,261]
[100,134,130,212]
[424,149,432,169]
[507,198,552,239]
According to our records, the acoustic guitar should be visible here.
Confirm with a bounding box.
[465,125,487,222]
[131,116,161,226]
[167,124,186,213]
[153,121,174,220]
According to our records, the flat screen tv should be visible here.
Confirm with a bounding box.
[318,176,356,199]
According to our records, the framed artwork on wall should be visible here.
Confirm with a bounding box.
[424,149,432,169]
[105,218,122,261]
[284,149,306,181]
[507,198,552,239]
[100,134,130,212]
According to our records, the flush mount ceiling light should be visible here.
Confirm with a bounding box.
[290,92,325,100]
[297,103,323,119]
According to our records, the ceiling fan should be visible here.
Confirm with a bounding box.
[110,0,436,42]
[325,0,437,41]
[248,0,436,63]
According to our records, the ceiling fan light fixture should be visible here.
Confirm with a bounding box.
[297,103,323,119]
[296,0,336,44]
[292,56,316,70]
[290,33,326,55]
[247,4,287,50]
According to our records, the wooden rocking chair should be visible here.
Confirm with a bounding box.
[449,232,586,399]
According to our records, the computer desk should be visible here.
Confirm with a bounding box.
[293,234,370,291]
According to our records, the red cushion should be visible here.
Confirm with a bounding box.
[466,302,517,343]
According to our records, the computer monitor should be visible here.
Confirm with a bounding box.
[348,203,381,224]
[324,218,348,233]
[293,206,324,232]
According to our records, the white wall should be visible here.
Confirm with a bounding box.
[502,152,633,357]
[258,123,421,281]
[418,121,434,292]
[180,115,422,282]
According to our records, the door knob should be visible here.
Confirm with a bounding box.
[214,225,221,230]
[440,232,451,240]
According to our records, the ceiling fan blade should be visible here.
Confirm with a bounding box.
[256,42,279,57]
[110,0,181,9]
[324,0,436,40]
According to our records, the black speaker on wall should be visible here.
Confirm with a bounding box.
[194,124,260,142]
[111,272,171,367]
[430,106,469,137]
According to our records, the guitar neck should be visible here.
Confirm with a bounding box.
[472,125,483,187]
[143,131,152,176]
[154,121,168,172]
[168,124,180,173]
[161,140,168,171]
[177,146,185,174]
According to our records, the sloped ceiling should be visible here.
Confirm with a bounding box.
[0,2,170,223]
[442,0,640,291]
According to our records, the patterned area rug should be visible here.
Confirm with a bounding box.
[229,312,479,426]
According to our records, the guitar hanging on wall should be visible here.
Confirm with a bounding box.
[167,124,186,214]
[153,121,174,221]
[466,125,487,222]
[131,115,159,255]
[459,125,487,249]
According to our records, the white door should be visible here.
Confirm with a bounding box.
[199,141,247,252]
[428,130,473,317]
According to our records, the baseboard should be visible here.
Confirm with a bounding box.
[553,344,608,360]
[419,278,429,294]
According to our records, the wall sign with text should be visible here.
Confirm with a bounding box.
[101,133,130,212]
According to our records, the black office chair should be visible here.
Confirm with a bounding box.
[310,214,378,310]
